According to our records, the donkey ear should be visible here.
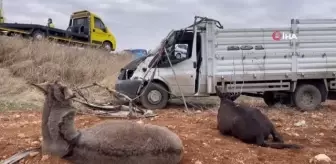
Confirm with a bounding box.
[215,86,224,98]
[30,81,49,94]
[63,87,75,100]
[229,93,240,101]
[52,82,76,101]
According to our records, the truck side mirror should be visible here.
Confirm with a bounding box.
[174,44,188,59]
[102,27,107,33]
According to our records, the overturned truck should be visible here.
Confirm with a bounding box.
[115,16,336,111]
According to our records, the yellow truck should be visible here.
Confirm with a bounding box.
[0,10,117,51]
[0,0,3,23]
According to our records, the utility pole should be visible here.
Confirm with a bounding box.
[0,0,4,23]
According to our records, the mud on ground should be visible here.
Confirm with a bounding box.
[1,101,336,164]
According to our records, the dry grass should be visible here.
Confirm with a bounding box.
[0,36,133,108]
[0,36,132,86]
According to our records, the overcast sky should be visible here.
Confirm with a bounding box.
[3,0,336,50]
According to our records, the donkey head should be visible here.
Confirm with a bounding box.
[31,80,76,104]
[215,86,240,102]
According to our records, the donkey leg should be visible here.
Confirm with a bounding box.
[264,134,270,141]
[255,134,268,147]
[270,127,284,143]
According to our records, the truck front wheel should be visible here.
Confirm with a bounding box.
[32,30,45,41]
[293,84,322,111]
[102,41,112,51]
[139,83,169,109]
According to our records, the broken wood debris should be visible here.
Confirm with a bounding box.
[73,98,156,118]
[73,82,157,119]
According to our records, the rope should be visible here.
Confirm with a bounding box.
[163,48,190,113]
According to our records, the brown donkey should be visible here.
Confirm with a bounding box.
[32,81,184,164]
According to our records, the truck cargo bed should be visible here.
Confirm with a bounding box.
[0,23,89,43]
[202,19,336,92]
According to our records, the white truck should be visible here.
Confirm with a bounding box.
[115,16,336,111]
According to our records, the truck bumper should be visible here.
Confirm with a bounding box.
[114,79,143,100]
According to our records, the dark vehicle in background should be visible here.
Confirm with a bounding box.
[124,49,148,59]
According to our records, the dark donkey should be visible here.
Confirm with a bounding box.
[215,86,302,149]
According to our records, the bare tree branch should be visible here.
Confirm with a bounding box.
[72,83,152,119]
[1,147,40,164]
[93,82,133,102]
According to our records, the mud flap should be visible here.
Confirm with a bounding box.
[114,79,143,100]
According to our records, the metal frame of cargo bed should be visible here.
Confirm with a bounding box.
[200,19,336,94]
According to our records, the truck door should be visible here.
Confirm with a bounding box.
[158,43,196,96]
[91,16,107,45]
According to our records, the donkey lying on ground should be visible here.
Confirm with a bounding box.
[32,81,183,164]
[215,86,302,149]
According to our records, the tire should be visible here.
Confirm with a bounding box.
[176,53,181,59]
[32,30,45,41]
[139,83,169,109]
[102,41,112,51]
[8,32,21,38]
[293,84,322,111]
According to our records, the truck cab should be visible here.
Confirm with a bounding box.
[0,12,3,23]
[115,27,205,109]
[0,0,3,23]
[67,10,117,51]
[0,13,3,23]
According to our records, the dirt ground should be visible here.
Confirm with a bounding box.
[1,101,336,164]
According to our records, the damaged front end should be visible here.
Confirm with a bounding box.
[115,56,146,100]
[114,55,156,101]
[114,78,143,101]
[114,30,174,104]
